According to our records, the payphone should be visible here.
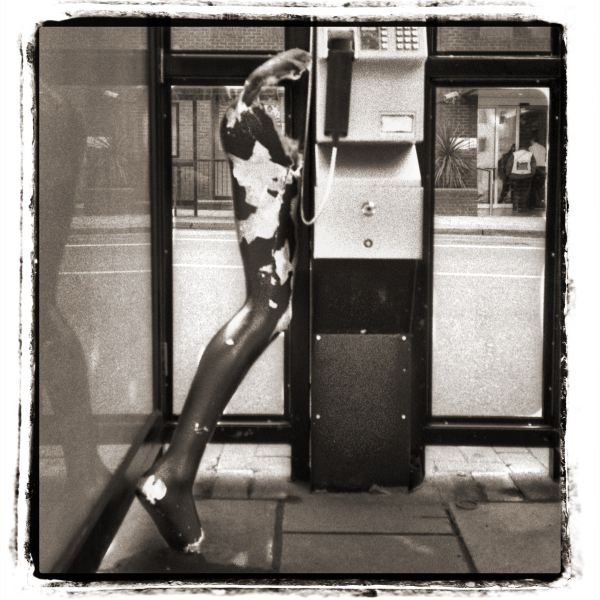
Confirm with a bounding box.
[309,26,428,490]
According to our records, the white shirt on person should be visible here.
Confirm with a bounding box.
[528,141,546,167]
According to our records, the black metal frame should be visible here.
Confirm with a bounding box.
[422,25,565,479]
[158,25,312,480]
[431,22,561,57]
[33,22,566,575]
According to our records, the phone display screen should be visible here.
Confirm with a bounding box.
[359,27,383,50]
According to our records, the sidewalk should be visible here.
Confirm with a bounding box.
[434,214,546,237]
[69,211,546,237]
[99,444,561,576]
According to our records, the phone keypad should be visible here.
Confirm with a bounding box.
[395,26,420,51]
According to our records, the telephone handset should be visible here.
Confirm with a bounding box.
[323,30,355,143]
[301,28,355,226]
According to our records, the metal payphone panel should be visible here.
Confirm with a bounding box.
[313,181,423,259]
[316,26,427,144]
[313,143,423,259]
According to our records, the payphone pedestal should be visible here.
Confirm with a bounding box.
[310,25,428,491]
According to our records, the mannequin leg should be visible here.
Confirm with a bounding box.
[137,286,291,552]
[137,48,311,553]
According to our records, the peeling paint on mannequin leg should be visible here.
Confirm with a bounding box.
[269,299,278,309]
[274,301,293,333]
[138,474,167,505]
[232,551,249,567]
[225,338,235,346]
[183,529,205,555]
[273,241,293,284]
[193,422,209,435]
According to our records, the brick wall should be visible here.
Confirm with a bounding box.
[435,188,479,216]
[437,92,478,137]
[436,91,478,189]
[171,26,284,51]
[40,26,147,49]
[437,26,552,53]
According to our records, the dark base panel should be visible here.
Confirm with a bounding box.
[311,334,413,491]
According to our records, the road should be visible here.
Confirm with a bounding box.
[56,228,546,419]
[432,234,545,418]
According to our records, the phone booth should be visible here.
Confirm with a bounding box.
[310,26,428,490]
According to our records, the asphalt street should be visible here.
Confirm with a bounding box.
[57,228,545,419]
[432,233,545,418]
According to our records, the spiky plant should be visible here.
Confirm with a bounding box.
[434,124,475,188]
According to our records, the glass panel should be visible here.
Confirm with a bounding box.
[171,85,286,415]
[38,27,153,571]
[171,26,285,51]
[432,87,549,417]
[437,26,553,53]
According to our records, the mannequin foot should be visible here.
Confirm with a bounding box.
[136,472,204,553]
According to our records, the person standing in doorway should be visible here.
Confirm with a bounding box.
[528,132,547,209]
[507,142,536,213]
[498,143,516,203]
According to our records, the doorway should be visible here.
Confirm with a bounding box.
[475,89,549,214]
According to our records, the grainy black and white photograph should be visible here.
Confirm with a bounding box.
[2,0,599,596]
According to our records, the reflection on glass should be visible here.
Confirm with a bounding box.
[171,86,286,415]
[432,87,549,417]
[437,26,553,53]
[171,26,285,51]
[38,27,153,572]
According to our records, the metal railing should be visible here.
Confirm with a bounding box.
[172,158,232,215]
[477,167,495,215]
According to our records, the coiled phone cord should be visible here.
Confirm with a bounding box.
[299,26,338,227]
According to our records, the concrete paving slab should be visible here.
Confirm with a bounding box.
[528,447,551,467]
[216,444,259,469]
[283,493,450,534]
[211,469,253,498]
[256,444,291,457]
[449,502,561,574]
[466,462,514,474]
[430,474,487,504]
[100,498,278,573]
[426,446,467,462]
[460,446,505,463]
[498,453,547,474]
[250,476,291,499]
[493,446,531,454]
[510,474,561,501]
[197,446,221,471]
[471,472,523,502]
[280,533,471,574]
[197,499,278,572]
[388,482,444,505]
[192,471,216,499]
[429,461,470,474]
[508,460,549,475]
[250,457,291,479]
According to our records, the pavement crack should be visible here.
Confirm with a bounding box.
[445,506,479,574]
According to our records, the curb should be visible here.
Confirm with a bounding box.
[174,220,235,231]
[435,228,545,237]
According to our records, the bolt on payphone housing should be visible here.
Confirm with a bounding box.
[310,26,428,490]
